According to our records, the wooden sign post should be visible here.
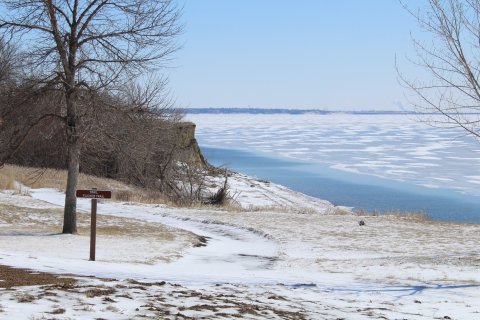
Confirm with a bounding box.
[76,188,112,261]
[90,197,97,261]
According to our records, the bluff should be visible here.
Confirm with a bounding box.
[174,122,207,167]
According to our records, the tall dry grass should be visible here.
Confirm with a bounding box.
[0,170,15,190]
[0,164,169,204]
[0,164,124,190]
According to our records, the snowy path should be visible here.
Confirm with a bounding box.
[28,188,280,284]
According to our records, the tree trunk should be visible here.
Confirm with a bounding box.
[63,88,79,234]
[63,133,79,234]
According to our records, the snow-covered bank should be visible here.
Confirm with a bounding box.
[223,171,336,212]
[1,173,480,319]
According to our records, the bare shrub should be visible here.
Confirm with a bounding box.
[204,170,230,206]
[168,162,209,206]
[207,184,229,206]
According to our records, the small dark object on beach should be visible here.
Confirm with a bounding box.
[359,220,365,226]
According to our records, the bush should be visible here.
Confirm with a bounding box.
[204,172,229,206]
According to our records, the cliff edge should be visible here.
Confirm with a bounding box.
[175,122,207,167]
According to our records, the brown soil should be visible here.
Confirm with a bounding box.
[0,264,76,288]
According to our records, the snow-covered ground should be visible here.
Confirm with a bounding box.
[1,173,480,319]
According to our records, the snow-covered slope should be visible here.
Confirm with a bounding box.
[0,175,479,319]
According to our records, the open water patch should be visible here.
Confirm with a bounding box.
[203,147,480,223]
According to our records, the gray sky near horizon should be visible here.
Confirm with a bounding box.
[168,0,425,111]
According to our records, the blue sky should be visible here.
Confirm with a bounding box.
[168,0,423,111]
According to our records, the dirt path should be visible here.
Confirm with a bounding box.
[0,265,76,288]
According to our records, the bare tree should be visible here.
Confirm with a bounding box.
[399,0,480,138]
[0,0,181,233]
[0,38,16,83]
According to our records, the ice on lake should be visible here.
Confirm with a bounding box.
[187,113,480,197]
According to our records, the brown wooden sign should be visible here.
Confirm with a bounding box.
[76,189,112,199]
[75,188,112,261]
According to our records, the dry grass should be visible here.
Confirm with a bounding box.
[326,206,351,215]
[84,287,116,298]
[113,188,169,204]
[0,203,64,227]
[0,202,181,241]
[14,293,36,303]
[215,202,344,216]
[0,265,76,289]
[215,199,327,214]
[0,164,169,204]
[0,164,128,190]
[353,208,429,221]
[0,170,15,190]
[48,308,66,315]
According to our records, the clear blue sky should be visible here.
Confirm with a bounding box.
[168,0,423,111]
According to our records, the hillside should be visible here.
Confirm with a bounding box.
[0,166,479,319]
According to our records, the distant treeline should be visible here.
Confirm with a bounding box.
[185,108,414,115]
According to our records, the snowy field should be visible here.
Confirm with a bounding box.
[1,173,480,319]
[187,113,480,197]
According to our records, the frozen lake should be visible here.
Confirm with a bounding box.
[186,112,480,222]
